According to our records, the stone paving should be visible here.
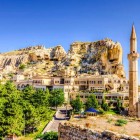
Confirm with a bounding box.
[42,107,68,133]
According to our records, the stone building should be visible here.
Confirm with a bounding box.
[15,73,129,106]
[12,74,25,82]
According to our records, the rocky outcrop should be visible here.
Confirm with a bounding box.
[0,54,29,68]
[0,39,125,78]
[50,45,66,61]
[59,38,125,78]
[0,45,66,68]
[58,122,139,140]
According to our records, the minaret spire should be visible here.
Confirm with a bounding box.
[130,25,137,39]
[130,25,137,53]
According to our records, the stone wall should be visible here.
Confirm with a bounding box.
[58,122,139,140]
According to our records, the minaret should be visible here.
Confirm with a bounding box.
[128,25,139,117]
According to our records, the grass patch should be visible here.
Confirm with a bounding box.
[104,109,119,115]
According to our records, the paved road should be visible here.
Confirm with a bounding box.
[42,107,69,133]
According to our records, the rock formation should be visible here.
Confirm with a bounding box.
[60,38,124,78]
[0,39,125,79]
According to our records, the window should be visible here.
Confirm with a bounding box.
[98,81,102,84]
[98,96,102,99]
[112,96,117,100]
[80,81,86,84]
[123,81,126,83]
[124,96,129,100]
[106,96,109,100]
[65,80,70,84]
[55,81,59,83]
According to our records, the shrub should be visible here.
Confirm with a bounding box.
[115,119,127,126]
[19,64,26,69]
[36,131,58,140]
[8,73,13,78]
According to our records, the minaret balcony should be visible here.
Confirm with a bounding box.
[128,53,139,60]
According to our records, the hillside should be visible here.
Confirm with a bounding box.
[0,38,126,79]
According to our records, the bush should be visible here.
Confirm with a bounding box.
[98,108,105,114]
[36,131,58,140]
[19,64,26,69]
[8,73,13,78]
[115,119,127,126]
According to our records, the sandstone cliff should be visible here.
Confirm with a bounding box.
[59,38,125,78]
[0,39,125,79]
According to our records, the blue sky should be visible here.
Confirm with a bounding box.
[0,0,140,80]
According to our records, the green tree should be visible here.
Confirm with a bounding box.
[101,98,110,111]
[116,98,122,111]
[70,95,83,112]
[22,85,35,101]
[85,94,98,109]
[23,102,40,133]
[32,88,51,121]
[0,82,24,138]
[0,83,54,138]
[21,86,53,133]
[32,89,49,107]
[48,89,64,108]
[21,86,40,133]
